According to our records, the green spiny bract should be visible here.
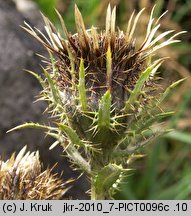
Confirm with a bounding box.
[10,5,185,199]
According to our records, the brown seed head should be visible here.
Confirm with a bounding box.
[22,5,185,112]
[0,146,69,199]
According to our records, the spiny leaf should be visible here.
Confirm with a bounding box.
[49,51,58,77]
[114,130,167,157]
[58,123,83,146]
[25,70,46,89]
[42,67,62,105]
[58,123,93,151]
[98,90,112,129]
[158,77,186,105]
[94,164,126,194]
[132,111,175,134]
[7,123,56,133]
[124,59,162,113]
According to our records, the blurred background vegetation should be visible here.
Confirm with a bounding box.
[32,0,191,199]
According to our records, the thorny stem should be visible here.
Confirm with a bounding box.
[59,137,91,174]
[91,177,110,200]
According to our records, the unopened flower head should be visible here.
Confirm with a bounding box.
[0,146,69,199]
[23,5,184,115]
[11,4,186,200]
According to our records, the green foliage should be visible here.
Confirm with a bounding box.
[94,164,127,199]
[34,0,58,22]
[115,138,191,200]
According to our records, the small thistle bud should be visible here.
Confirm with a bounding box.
[0,146,69,199]
[12,4,185,199]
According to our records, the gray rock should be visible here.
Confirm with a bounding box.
[0,0,89,199]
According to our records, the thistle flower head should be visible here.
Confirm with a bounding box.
[16,4,185,199]
[23,5,184,114]
[0,146,69,199]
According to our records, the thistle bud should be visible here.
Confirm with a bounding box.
[0,146,69,199]
[13,4,185,199]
